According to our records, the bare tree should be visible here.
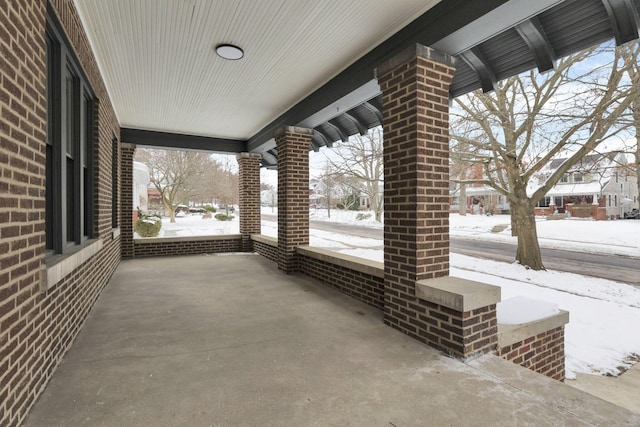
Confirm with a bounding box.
[325,126,384,221]
[451,44,635,270]
[136,148,213,223]
[315,164,338,218]
[334,174,362,210]
[618,40,640,206]
[211,156,239,214]
[450,119,486,215]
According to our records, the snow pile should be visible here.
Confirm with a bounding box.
[497,296,560,325]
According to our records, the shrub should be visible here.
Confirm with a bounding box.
[204,205,217,213]
[135,215,162,237]
[215,213,235,221]
[356,213,371,221]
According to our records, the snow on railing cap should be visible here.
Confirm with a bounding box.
[497,296,560,325]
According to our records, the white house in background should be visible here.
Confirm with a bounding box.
[133,161,150,215]
[532,150,638,218]
[450,145,638,219]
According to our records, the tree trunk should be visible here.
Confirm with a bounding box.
[459,184,467,216]
[163,198,176,223]
[634,101,640,211]
[511,200,545,270]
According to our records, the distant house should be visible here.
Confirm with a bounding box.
[450,147,638,220]
[533,151,638,219]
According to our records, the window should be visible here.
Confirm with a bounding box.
[560,174,569,183]
[112,133,118,228]
[537,197,550,207]
[554,196,563,207]
[608,194,611,207]
[46,10,95,256]
[573,173,583,182]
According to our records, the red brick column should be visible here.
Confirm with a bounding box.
[378,44,500,358]
[237,153,262,252]
[120,144,135,259]
[275,126,312,273]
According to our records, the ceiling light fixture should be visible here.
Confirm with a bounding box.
[215,44,244,60]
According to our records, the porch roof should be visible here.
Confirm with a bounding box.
[73,0,640,166]
[23,254,639,426]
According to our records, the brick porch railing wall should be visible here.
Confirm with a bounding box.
[252,235,279,263]
[237,153,262,252]
[496,300,569,381]
[276,126,312,273]
[133,236,243,258]
[496,326,566,381]
[1,1,122,425]
[297,246,385,310]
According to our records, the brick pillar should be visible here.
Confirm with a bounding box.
[237,152,262,252]
[121,144,135,259]
[276,126,312,273]
[377,44,498,358]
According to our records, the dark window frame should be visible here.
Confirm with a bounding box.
[112,132,119,228]
[46,6,96,257]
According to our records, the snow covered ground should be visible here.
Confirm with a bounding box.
[139,209,640,379]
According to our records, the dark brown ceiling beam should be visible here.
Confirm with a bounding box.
[515,17,557,73]
[460,47,497,93]
[343,112,368,136]
[602,0,640,46]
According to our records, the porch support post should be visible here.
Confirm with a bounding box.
[237,152,262,252]
[275,126,312,273]
[377,44,499,358]
[121,143,136,259]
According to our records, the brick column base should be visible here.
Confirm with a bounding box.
[276,126,312,273]
[237,153,262,252]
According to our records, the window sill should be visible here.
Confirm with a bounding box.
[42,239,103,291]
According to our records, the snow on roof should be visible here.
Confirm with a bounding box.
[545,181,604,197]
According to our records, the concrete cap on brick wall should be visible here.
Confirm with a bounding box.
[415,276,500,312]
[497,297,570,348]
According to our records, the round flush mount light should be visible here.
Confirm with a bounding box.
[215,44,244,60]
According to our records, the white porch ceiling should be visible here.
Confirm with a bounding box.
[73,0,440,141]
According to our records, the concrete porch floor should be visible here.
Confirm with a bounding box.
[24,254,639,426]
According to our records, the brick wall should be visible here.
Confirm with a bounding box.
[237,153,261,252]
[0,1,121,425]
[120,145,135,258]
[275,126,312,273]
[298,252,385,310]
[252,235,279,263]
[496,326,566,381]
[133,236,243,258]
[405,302,498,358]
